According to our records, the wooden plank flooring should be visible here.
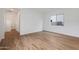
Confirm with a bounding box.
[0,31,79,50]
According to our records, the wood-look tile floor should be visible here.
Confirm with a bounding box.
[0,31,79,50]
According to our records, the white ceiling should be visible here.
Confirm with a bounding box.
[29,8,65,14]
[29,8,77,14]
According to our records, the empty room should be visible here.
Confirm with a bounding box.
[0,8,79,50]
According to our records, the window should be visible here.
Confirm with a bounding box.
[49,14,64,26]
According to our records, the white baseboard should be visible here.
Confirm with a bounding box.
[43,30,79,38]
[20,30,42,36]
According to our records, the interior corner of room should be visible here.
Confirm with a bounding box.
[20,8,79,38]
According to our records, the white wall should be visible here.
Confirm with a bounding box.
[20,8,43,35]
[0,9,4,41]
[43,9,79,37]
